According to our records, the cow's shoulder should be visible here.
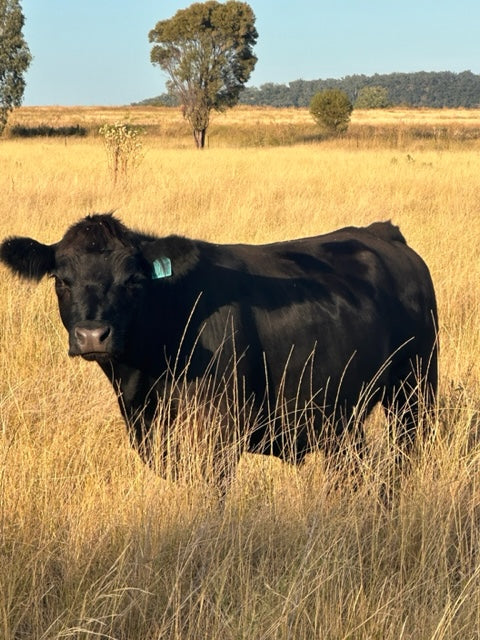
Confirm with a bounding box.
[316,221,406,250]
[363,221,407,245]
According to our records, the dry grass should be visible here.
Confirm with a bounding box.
[1,107,480,639]
[10,103,480,127]
[8,104,480,149]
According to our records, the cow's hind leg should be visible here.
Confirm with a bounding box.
[381,360,436,465]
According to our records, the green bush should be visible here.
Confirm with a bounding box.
[309,89,353,135]
[354,86,390,109]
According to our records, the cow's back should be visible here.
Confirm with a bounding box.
[194,222,436,413]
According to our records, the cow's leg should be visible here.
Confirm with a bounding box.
[381,360,436,465]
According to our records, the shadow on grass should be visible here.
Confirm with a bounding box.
[9,124,88,138]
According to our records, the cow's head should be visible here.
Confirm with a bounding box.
[0,213,197,363]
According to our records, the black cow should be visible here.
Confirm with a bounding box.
[0,214,437,477]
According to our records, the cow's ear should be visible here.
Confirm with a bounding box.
[140,235,199,280]
[0,237,56,281]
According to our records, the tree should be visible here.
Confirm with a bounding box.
[354,85,390,109]
[149,1,257,149]
[0,0,31,136]
[309,89,353,136]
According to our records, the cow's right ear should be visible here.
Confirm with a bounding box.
[0,237,56,281]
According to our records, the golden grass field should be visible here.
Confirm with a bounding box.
[1,105,480,639]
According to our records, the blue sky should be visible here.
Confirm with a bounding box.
[20,0,480,106]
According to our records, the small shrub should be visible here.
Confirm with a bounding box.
[309,89,353,136]
[354,86,390,109]
[99,122,144,185]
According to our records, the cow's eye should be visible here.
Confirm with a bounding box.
[51,275,71,291]
[124,274,145,289]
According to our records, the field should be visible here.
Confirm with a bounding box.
[1,106,480,639]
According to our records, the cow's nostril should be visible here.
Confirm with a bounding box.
[74,325,111,352]
[98,326,111,343]
[74,327,89,348]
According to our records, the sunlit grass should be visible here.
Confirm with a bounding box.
[1,107,480,638]
[8,104,480,149]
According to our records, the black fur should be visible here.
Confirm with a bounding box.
[0,214,438,475]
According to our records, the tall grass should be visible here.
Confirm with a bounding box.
[1,107,480,638]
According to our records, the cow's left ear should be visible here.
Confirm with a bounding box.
[140,235,199,280]
[0,237,56,281]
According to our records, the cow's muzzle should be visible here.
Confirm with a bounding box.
[70,324,113,361]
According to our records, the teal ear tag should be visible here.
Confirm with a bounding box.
[152,257,172,279]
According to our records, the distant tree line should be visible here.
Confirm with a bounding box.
[240,71,480,108]
[139,71,480,109]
